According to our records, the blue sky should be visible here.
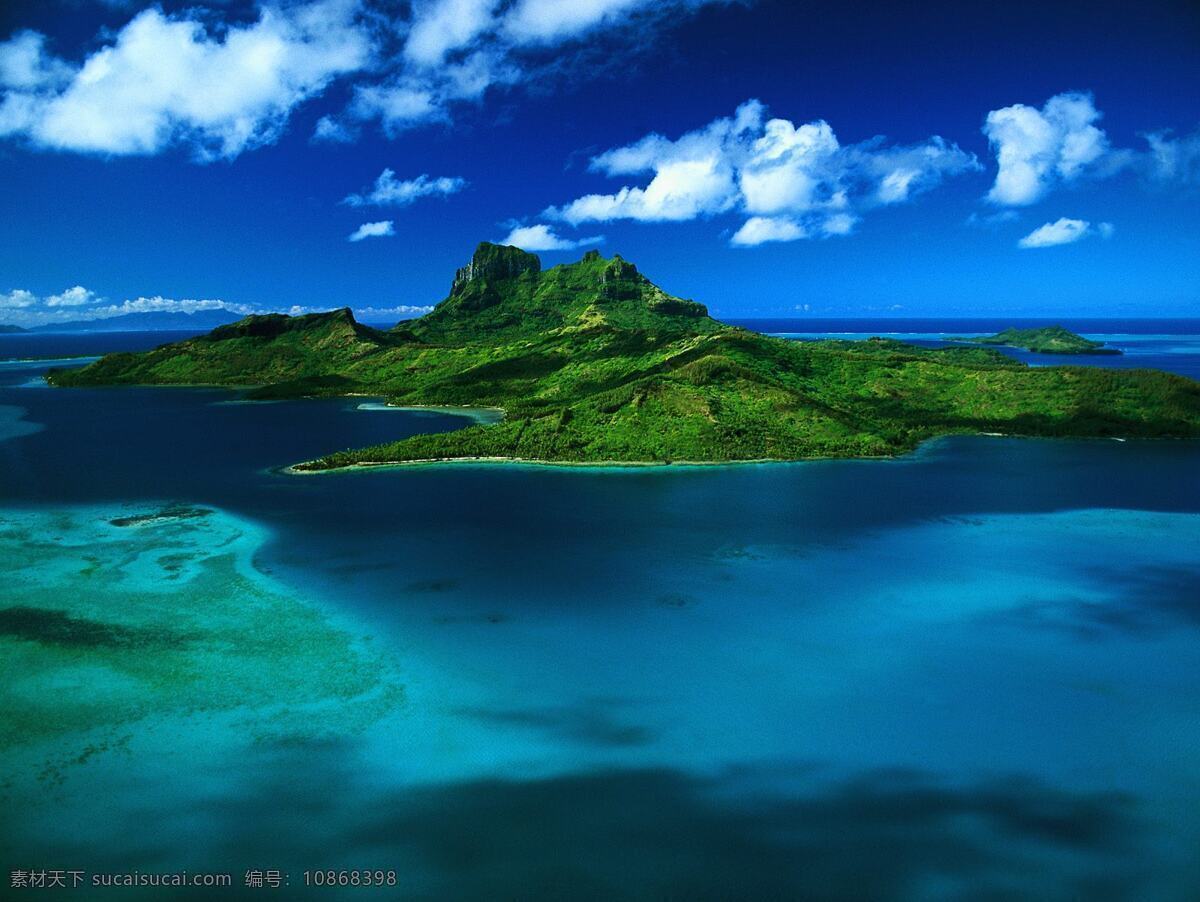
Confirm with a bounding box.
[0,0,1197,325]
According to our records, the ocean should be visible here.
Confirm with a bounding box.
[2,322,1199,900]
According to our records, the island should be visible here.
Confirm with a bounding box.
[0,324,27,333]
[49,243,1199,469]
[949,326,1122,355]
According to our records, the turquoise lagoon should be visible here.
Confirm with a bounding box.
[2,329,1200,900]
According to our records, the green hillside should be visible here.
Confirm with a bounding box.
[50,244,1200,469]
[952,326,1121,355]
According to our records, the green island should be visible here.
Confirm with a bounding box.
[949,325,1122,355]
[49,243,1199,469]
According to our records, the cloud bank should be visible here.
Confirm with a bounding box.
[542,100,979,246]
[0,285,435,327]
[0,286,248,327]
[0,0,734,160]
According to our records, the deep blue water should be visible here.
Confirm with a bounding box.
[2,326,1200,900]
[729,318,1200,381]
[727,317,1200,335]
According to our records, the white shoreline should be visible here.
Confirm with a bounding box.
[355,402,505,424]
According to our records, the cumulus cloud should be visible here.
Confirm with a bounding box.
[405,0,499,65]
[0,31,72,91]
[0,0,371,160]
[0,289,38,309]
[44,285,97,307]
[347,81,446,136]
[0,1,737,157]
[983,92,1126,205]
[1017,217,1113,249]
[348,220,395,242]
[2,285,101,311]
[499,224,603,251]
[344,170,467,207]
[330,0,739,139]
[503,0,653,43]
[730,216,805,247]
[982,93,1200,206]
[544,99,978,245]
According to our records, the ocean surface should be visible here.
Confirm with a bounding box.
[730,317,1200,381]
[2,323,1199,900]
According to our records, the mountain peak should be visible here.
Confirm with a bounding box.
[451,242,541,296]
[405,243,711,342]
[206,307,368,343]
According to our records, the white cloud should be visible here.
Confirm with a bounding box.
[92,296,239,316]
[982,94,1200,205]
[0,32,73,137]
[0,0,371,160]
[1017,217,1113,249]
[0,31,72,91]
[984,92,1115,206]
[730,216,805,247]
[348,82,445,135]
[311,114,355,144]
[0,289,251,326]
[281,303,434,318]
[343,0,724,136]
[344,170,467,207]
[1,0,734,156]
[821,212,857,235]
[503,0,647,43]
[348,220,395,242]
[500,224,603,251]
[45,285,97,307]
[554,157,740,224]
[405,0,499,65]
[0,289,37,309]
[1143,129,1200,184]
[0,286,432,328]
[544,99,978,245]
[354,305,435,318]
[2,285,100,310]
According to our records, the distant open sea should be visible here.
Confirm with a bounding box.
[727,317,1200,380]
[2,321,1199,900]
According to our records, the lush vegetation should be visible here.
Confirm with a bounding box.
[50,243,1199,469]
[951,325,1121,355]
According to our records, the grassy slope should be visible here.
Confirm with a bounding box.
[50,245,1200,468]
[954,325,1120,354]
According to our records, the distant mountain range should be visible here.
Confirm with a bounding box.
[24,308,246,333]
